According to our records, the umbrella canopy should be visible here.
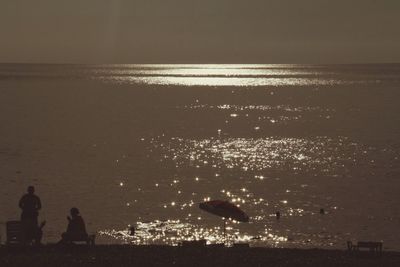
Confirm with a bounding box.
[199,200,249,222]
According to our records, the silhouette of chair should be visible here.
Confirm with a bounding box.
[233,243,250,248]
[6,221,23,245]
[347,240,383,256]
[180,239,206,248]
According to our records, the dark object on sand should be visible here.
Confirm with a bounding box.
[233,243,250,248]
[275,211,281,220]
[347,241,383,256]
[180,240,207,248]
[59,208,95,245]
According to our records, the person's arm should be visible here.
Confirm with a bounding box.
[36,197,42,210]
[66,219,73,233]
[81,218,87,235]
[19,196,24,209]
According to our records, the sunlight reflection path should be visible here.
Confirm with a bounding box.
[151,136,362,174]
[100,220,287,247]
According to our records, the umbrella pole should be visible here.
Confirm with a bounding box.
[223,219,226,243]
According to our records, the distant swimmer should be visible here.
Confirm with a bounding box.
[276,211,281,220]
[129,226,135,236]
[320,208,325,215]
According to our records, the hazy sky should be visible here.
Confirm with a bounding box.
[1,0,399,64]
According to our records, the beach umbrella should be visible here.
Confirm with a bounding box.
[199,200,249,240]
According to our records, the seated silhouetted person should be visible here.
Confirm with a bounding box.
[59,208,88,244]
[19,186,43,244]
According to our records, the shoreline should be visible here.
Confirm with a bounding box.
[1,245,400,267]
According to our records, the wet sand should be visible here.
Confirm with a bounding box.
[1,245,399,267]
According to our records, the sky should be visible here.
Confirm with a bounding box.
[1,0,400,64]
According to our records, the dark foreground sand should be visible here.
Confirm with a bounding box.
[1,245,400,267]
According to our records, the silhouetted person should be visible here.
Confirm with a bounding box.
[19,186,43,244]
[276,211,281,220]
[59,208,88,244]
[320,208,325,215]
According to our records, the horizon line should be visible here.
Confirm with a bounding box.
[1,62,400,66]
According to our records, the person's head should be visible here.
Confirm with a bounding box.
[27,186,35,194]
[70,207,80,217]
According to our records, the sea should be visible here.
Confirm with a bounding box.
[0,64,399,249]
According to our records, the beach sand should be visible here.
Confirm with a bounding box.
[1,245,400,267]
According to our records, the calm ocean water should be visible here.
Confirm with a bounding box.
[1,64,399,249]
